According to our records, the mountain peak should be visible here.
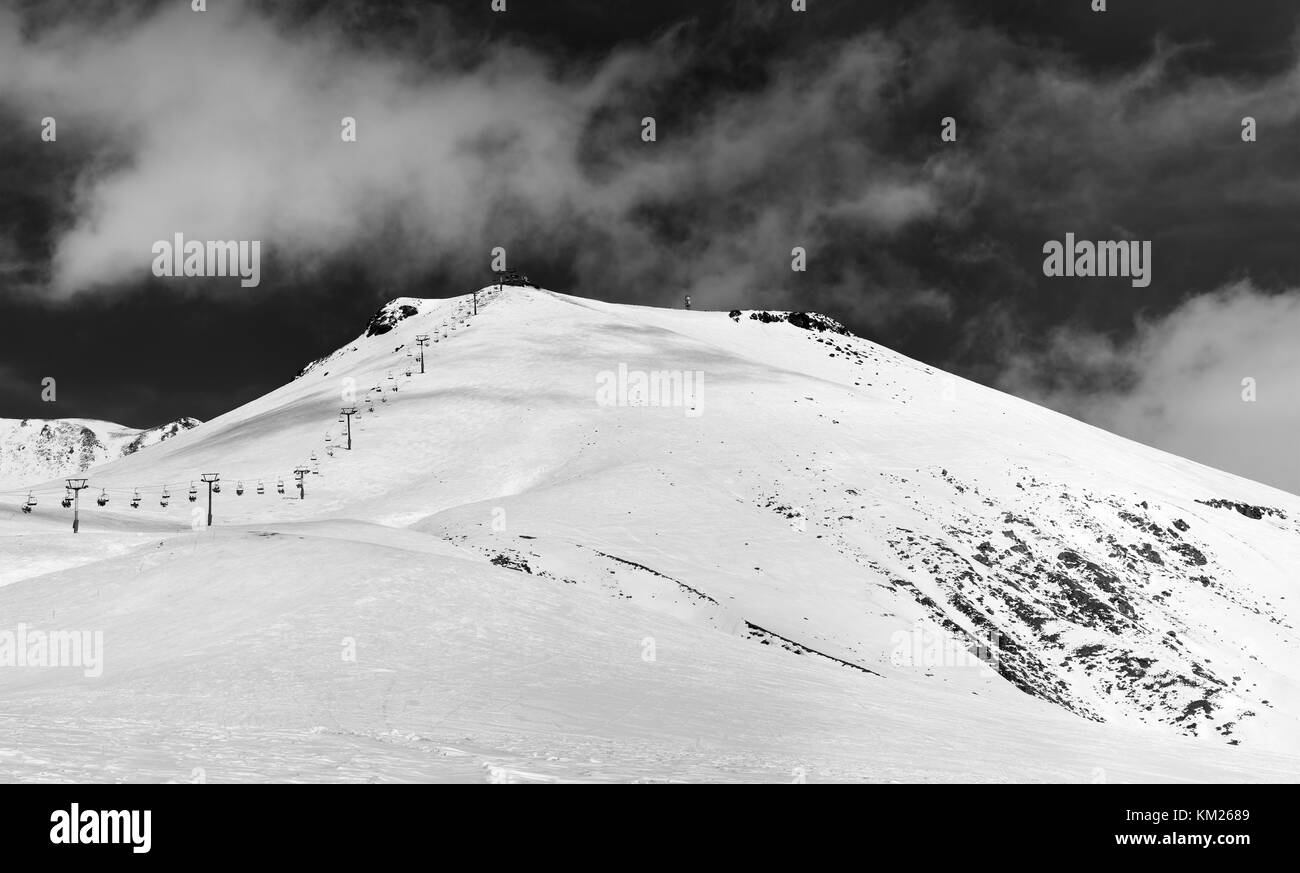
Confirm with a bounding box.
[0,415,202,489]
[6,287,1299,775]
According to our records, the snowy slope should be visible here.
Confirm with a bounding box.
[2,285,1298,782]
[0,416,201,490]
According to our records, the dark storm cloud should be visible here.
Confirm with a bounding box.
[0,0,1296,490]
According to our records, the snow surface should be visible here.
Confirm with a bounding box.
[2,285,1298,783]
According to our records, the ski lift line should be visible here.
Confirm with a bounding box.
[8,434,351,497]
[84,456,332,489]
[7,330,430,509]
[8,467,315,501]
[10,423,354,496]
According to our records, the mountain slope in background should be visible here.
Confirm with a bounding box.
[0,417,201,490]
[2,285,1297,782]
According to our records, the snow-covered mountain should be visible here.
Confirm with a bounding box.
[2,285,1297,783]
[0,416,201,490]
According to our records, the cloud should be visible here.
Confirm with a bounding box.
[0,1,976,319]
[0,3,608,292]
[999,282,1300,495]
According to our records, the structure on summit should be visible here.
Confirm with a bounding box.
[497,269,533,287]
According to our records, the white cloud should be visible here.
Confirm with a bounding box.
[1001,282,1300,495]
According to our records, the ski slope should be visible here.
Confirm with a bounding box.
[2,284,1298,782]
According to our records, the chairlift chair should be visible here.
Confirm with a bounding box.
[22,491,36,513]
[277,479,285,495]
[96,489,109,507]
[131,490,141,509]
[61,490,73,509]
[257,480,265,495]
[188,482,198,502]
[236,480,245,496]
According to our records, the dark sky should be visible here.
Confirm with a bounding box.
[1,0,1297,490]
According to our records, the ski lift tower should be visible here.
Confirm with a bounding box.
[293,467,309,500]
[415,335,429,373]
[339,407,357,450]
[200,472,220,527]
[65,478,89,533]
